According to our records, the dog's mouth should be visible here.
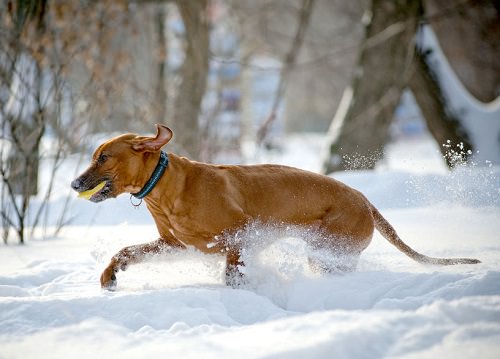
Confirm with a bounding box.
[89,180,113,203]
[76,180,113,203]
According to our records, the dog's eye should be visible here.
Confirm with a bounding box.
[97,154,109,164]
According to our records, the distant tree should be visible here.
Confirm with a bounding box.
[172,0,210,159]
[229,0,364,147]
[256,0,316,146]
[407,44,473,167]
[425,0,499,103]
[322,0,497,173]
[1,0,48,244]
[323,0,424,172]
[0,1,164,243]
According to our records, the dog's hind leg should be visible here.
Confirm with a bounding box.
[100,237,184,290]
[307,233,363,274]
[308,201,374,274]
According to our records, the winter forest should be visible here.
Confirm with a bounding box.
[1,0,499,358]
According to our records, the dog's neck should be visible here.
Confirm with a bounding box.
[132,151,169,200]
[140,153,192,240]
[140,152,185,205]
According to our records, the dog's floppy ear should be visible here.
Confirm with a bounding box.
[132,124,173,152]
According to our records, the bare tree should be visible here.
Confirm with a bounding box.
[323,0,422,173]
[256,0,316,145]
[224,0,371,164]
[1,0,48,244]
[425,0,499,103]
[408,46,473,167]
[322,0,481,173]
[153,4,168,124]
[0,1,165,243]
[172,0,210,159]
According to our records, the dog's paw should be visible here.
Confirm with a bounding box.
[100,267,118,291]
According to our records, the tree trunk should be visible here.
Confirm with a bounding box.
[424,0,500,103]
[0,0,46,244]
[408,48,473,167]
[173,0,209,160]
[7,118,42,196]
[323,0,422,173]
[153,5,167,124]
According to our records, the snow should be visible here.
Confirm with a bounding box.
[1,134,500,358]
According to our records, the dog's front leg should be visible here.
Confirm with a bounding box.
[100,237,183,290]
[225,246,245,287]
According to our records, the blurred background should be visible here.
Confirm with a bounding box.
[1,0,499,243]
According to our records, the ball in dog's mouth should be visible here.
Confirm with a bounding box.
[77,181,113,202]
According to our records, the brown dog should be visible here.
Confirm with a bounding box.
[71,124,480,289]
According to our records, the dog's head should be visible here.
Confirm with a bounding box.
[71,124,173,202]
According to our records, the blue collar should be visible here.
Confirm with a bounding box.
[132,151,169,199]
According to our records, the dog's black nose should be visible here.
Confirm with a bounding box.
[71,178,82,191]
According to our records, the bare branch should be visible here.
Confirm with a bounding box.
[256,0,316,145]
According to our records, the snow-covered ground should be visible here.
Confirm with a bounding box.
[1,134,499,359]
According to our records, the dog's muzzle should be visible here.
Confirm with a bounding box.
[71,177,113,203]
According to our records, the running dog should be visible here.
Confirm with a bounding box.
[71,124,480,289]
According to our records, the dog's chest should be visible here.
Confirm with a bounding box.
[148,201,218,249]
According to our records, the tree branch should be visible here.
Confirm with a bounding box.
[256,0,316,145]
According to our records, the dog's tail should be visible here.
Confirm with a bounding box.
[370,204,480,265]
